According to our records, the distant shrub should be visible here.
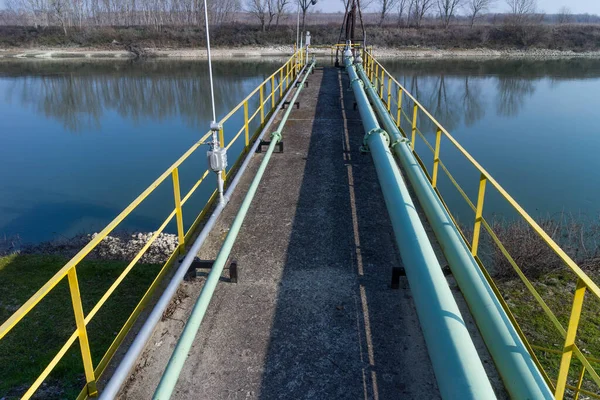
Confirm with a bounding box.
[476,214,600,280]
[0,23,598,51]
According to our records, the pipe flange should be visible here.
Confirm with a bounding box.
[270,131,282,141]
[349,77,362,86]
[391,136,409,148]
[362,127,390,151]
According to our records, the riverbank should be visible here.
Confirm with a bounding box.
[1,232,179,263]
[2,45,600,60]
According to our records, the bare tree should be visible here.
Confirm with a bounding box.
[298,0,317,32]
[50,0,69,35]
[397,0,409,26]
[437,0,463,28]
[467,0,495,27]
[506,0,536,21]
[557,6,572,24]
[275,0,289,26]
[377,0,399,25]
[248,0,269,31]
[410,0,434,27]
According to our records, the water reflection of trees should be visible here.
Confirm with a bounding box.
[403,74,487,133]
[384,58,600,134]
[2,59,282,132]
[496,78,535,117]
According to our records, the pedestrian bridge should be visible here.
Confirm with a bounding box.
[1,46,599,400]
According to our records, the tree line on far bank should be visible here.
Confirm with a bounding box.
[0,0,598,50]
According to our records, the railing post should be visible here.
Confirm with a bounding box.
[375,63,379,89]
[279,68,283,97]
[380,69,385,98]
[244,100,249,147]
[471,173,487,257]
[271,75,275,110]
[432,127,442,188]
[259,85,265,124]
[387,79,392,111]
[411,104,418,150]
[555,278,587,400]
[397,87,403,127]
[68,268,97,397]
[172,167,185,252]
[286,62,289,90]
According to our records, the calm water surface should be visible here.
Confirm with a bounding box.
[1,57,599,243]
[0,59,282,243]
[382,58,600,226]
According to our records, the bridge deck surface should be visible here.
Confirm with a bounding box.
[121,64,506,399]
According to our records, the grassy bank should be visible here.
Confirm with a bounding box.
[476,216,600,393]
[0,254,162,399]
[1,23,599,52]
[498,271,600,393]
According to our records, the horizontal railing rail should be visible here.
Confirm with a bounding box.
[0,50,304,400]
[363,49,600,400]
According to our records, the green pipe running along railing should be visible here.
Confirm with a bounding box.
[362,49,600,400]
[344,50,496,399]
[152,59,317,400]
[354,60,552,399]
[0,50,305,400]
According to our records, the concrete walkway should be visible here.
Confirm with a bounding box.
[121,64,505,399]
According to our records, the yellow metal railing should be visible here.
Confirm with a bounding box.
[0,51,304,400]
[363,49,600,400]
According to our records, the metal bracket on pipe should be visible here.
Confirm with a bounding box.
[257,139,283,153]
[190,258,238,284]
[360,127,390,153]
[391,265,453,289]
[295,81,308,88]
[391,267,405,289]
[281,101,300,110]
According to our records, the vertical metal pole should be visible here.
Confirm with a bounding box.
[411,104,418,150]
[279,68,283,97]
[259,85,265,124]
[387,79,392,111]
[68,268,97,396]
[555,278,587,400]
[172,168,185,252]
[375,63,379,88]
[271,75,275,110]
[380,69,385,98]
[397,87,403,127]
[471,173,487,257]
[432,127,442,188]
[244,100,249,146]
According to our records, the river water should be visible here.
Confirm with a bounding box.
[382,58,600,228]
[1,57,599,243]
